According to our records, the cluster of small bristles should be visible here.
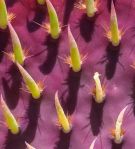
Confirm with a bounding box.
[0,0,135,148]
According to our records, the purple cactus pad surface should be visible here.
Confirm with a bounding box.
[0,0,135,149]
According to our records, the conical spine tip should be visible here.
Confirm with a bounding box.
[114,106,128,144]
[93,72,105,103]
[46,0,61,39]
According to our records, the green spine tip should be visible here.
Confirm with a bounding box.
[110,0,120,46]
[16,62,42,99]
[0,95,20,134]
[68,26,81,72]
[8,22,25,65]
[55,91,72,133]
[37,0,45,5]
[25,142,36,149]
[0,0,8,29]
[86,0,97,17]
[89,138,97,149]
[46,0,61,39]
[93,72,105,103]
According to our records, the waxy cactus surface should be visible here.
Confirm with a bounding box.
[0,0,135,149]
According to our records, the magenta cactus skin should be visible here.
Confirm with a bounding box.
[1,0,135,149]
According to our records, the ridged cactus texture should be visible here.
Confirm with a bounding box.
[0,0,135,149]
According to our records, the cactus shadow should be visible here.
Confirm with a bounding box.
[55,130,72,149]
[39,35,60,74]
[6,0,17,7]
[129,77,135,116]
[4,131,25,149]
[27,5,46,33]
[79,14,97,42]
[63,0,76,25]
[22,98,41,142]
[90,98,105,136]
[0,29,9,62]
[4,98,41,149]
[2,64,22,109]
[111,140,124,149]
[104,43,121,80]
[64,69,82,115]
